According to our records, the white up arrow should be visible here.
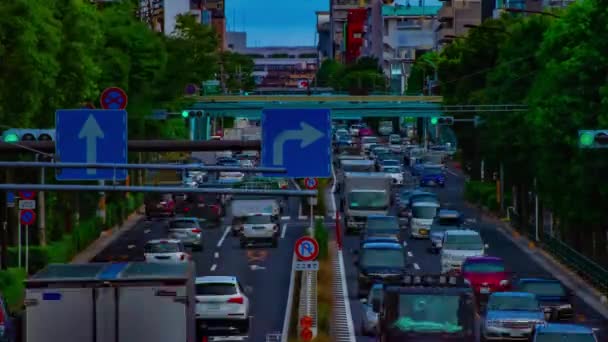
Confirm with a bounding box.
[78,115,104,175]
[273,122,324,165]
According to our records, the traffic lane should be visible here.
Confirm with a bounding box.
[91,217,166,262]
[444,169,608,333]
[203,219,308,341]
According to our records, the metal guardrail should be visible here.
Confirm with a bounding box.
[298,270,318,338]
[507,208,608,293]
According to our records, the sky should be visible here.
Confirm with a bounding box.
[225,0,443,47]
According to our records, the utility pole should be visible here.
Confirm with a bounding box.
[36,154,47,246]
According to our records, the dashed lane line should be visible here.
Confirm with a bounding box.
[210,264,217,272]
[217,226,230,248]
[144,229,151,234]
[407,251,413,257]
[214,252,219,258]
[447,169,459,177]
[414,263,421,270]
[281,216,290,220]
[403,241,408,247]
[281,223,288,239]
[127,244,135,249]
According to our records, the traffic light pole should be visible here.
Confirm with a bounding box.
[35,154,47,246]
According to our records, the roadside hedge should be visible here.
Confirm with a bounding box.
[464,180,511,212]
[298,178,329,216]
[0,268,26,312]
[314,218,329,261]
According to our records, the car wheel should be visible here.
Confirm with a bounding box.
[240,318,250,334]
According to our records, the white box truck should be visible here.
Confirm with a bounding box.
[24,262,196,342]
[342,172,392,233]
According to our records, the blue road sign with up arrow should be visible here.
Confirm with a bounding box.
[55,109,128,181]
[261,108,331,178]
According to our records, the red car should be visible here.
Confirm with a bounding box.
[462,256,512,306]
[359,127,373,137]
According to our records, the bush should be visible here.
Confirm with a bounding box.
[314,219,329,261]
[0,268,26,312]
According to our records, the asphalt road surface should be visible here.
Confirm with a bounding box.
[333,164,608,342]
[92,183,308,342]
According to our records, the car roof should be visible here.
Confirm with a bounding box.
[146,239,181,244]
[367,215,397,220]
[438,209,461,216]
[410,191,437,197]
[362,242,403,250]
[491,291,535,298]
[412,201,440,207]
[195,276,238,284]
[445,229,480,236]
[536,323,595,334]
[518,277,561,284]
[464,256,503,263]
[170,217,198,222]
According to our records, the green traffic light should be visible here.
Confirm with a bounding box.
[431,117,438,125]
[3,134,19,143]
[181,110,189,118]
[579,132,595,146]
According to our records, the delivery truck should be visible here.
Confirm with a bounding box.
[342,172,392,233]
[24,262,196,342]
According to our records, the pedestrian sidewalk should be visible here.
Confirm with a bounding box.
[71,206,145,264]
[474,205,608,319]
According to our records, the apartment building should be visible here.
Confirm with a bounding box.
[330,0,371,62]
[367,2,440,94]
[316,11,332,61]
[435,0,482,45]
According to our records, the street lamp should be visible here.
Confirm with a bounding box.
[502,7,561,18]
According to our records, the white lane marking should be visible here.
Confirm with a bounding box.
[298,215,308,220]
[281,216,290,220]
[281,223,288,239]
[337,250,356,340]
[214,252,219,258]
[447,169,458,177]
[144,229,151,234]
[281,255,297,341]
[413,263,421,270]
[217,226,230,248]
[402,241,408,247]
[329,165,337,215]
[250,265,266,271]
[127,244,135,249]
[298,204,303,218]
[407,251,413,257]
[210,264,217,272]
[291,178,302,190]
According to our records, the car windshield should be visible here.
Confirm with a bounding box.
[438,216,462,226]
[361,248,405,268]
[169,220,197,229]
[412,206,438,219]
[535,333,596,342]
[367,217,399,230]
[245,215,273,224]
[410,195,438,205]
[423,167,443,176]
[487,295,539,311]
[363,137,378,144]
[444,234,483,250]
[423,155,444,164]
[382,160,400,166]
[348,191,388,210]
[144,242,180,253]
[393,294,463,333]
[431,225,457,233]
[196,283,237,295]
[463,261,505,273]
[519,281,566,297]
[384,167,401,173]
[343,163,374,172]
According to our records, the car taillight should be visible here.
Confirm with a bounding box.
[227,296,244,304]
[180,254,186,261]
[210,205,220,215]
[192,228,202,233]
[0,307,4,324]
[183,207,190,212]
[273,225,279,231]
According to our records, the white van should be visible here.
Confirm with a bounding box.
[440,230,488,274]
[409,201,440,239]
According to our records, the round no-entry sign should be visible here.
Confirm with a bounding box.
[20,209,36,225]
[304,177,318,190]
[19,190,36,200]
[294,236,320,261]
[100,87,128,110]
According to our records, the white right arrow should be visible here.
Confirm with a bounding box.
[272,122,324,165]
[78,114,104,175]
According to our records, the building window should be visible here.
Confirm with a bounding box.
[383,20,389,35]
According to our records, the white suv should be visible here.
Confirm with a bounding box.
[195,276,250,334]
[143,239,190,263]
[440,230,488,274]
[240,213,280,248]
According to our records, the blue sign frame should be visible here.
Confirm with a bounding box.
[55,109,128,181]
[261,109,331,178]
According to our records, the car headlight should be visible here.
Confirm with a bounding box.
[499,279,510,286]
[558,303,572,310]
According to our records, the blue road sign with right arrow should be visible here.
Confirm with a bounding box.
[55,109,128,181]
[261,108,331,178]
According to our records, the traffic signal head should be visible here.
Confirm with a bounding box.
[579,130,608,148]
[2,129,55,143]
[430,117,454,125]
[430,117,438,125]
[182,110,203,118]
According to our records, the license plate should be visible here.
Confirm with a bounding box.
[198,203,206,207]
[206,303,220,310]
[253,226,266,230]
[480,287,490,294]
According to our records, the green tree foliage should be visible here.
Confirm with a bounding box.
[316,59,345,87]
[220,51,256,93]
[440,1,608,262]
[324,57,386,94]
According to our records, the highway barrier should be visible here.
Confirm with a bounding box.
[508,208,608,294]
